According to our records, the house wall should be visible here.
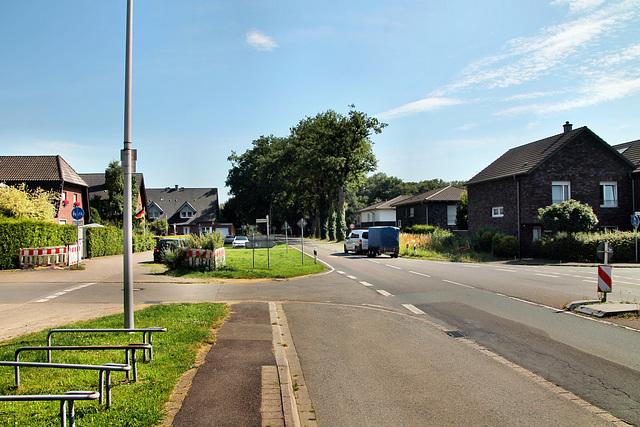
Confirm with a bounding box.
[396,202,458,230]
[58,184,88,225]
[358,209,397,227]
[468,179,519,237]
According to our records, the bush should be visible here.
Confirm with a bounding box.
[85,226,123,258]
[536,231,636,263]
[471,227,499,253]
[492,234,519,258]
[0,218,77,269]
[133,233,156,252]
[186,232,223,251]
[403,225,438,235]
[162,249,188,270]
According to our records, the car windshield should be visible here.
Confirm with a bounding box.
[236,236,248,241]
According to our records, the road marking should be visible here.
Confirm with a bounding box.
[367,260,380,264]
[346,275,357,280]
[442,279,474,289]
[582,280,597,283]
[460,264,480,268]
[409,271,430,277]
[359,281,373,287]
[535,273,559,278]
[496,268,517,272]
[386,264,402,270]
[34,283,97,303]
[336,271,345,275]
[376,289,393,296]
[403,304,425,315]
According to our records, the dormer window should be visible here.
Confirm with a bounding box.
[180,210,194,219]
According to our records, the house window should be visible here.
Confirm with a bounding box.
[409,207,414,217]
[552,181,570,204]
[180,210,194,219]
[59,219,67,225]
[447,205,456,226]
[532,226,541,242]
[182,226,191,235]
[492,207,504,218]
[600,182,618,207]
[149,211,160,219]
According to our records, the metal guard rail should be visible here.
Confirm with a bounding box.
[0,390,99,427]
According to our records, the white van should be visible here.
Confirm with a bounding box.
[344,229,369,254]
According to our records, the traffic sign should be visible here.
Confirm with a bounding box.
[297,218,307,228]
[71,207,84,220]
[598,265,612,293]
[256,218,268,224]
[350,223,355,230]
[632,215,640,229]
[596,242,613,263]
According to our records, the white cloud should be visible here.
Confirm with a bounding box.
[552,0,606,14]
[377,97,463,120]
[246,30,279,51]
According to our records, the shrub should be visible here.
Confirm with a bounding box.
[85,226,123,258]
[538,200,598,234]
[133,233,156,252]
[492,234,519,258]
[536,231,635,263]
[186,232,223,251]
[162,249,188,270]
[471,227,499,253]
[403,225,438,235]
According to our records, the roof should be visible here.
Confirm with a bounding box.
[357,195,412,213]
[613,140,640,172]
[391,186,464,207]
[0,155,87,187]
[146,186,218,225]
[466,126,633,185]
[79,172,145,200]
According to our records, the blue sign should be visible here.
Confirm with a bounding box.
[71,207,84,220]
[632,215,640,229]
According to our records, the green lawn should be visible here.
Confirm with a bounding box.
[167,247,325,279]
[0,303,228,426]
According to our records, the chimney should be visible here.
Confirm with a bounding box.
[174,185,179,191]
[563,121,573,133]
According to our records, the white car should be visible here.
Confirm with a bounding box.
[344,230,368,254]
[232,236,249,248]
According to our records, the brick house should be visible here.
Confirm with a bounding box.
[612,139,640,212]
[146,185,233,236]
[79,172,147,221]
[356,195,411,228]
[391,186,464,230]
[0,155,89,224]
[466,123,636,255]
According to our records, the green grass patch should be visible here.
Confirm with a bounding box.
[0,303,228,426]
[167,247,325,279]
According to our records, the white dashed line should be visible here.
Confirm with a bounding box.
[359,281,373,287]
[443,279,474,289]
[496,268,517,272]
[386,265,402,270]
[336,271,345,275]
[460,264,481,268]
[376,289,393,297]
[346,275,358,280]
[409,271,430,278]
[535,273,559,278]
[34,282,97,303]
[403,304,426,315]
[367,260,380,264]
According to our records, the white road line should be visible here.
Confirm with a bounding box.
[33,282,97,303]
[403,304,426,315]
[35,299,49,303]
[386,265,402,270]
[376,289,393,297]
[443,279,474,289]
[367,260,380,264]
[409,271,430,278]
[582,280,597,283]
[336,271,345,275]
[359,281,373,287]
[460,264,481,268]
[535,273,559,278]
[346,275,357,280]
[496,268,517,272]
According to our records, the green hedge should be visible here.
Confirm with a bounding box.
[535,232,636,263]
[85,226,123,258]
[0,218,77,269]
[134,233,156,253]
[403,225,438,235]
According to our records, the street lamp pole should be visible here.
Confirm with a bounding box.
[122,0,135,329]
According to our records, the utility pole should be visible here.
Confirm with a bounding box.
[122,0,135,329]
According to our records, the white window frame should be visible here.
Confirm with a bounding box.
[532,226,541,242]
[492,207,504,218]
[180,210,194,219]
[447,205,456,226]
[552,181,571,204]
[149,211,160,219]
[600,181,618,208]
[409,207,414,217]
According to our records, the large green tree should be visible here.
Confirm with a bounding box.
[538,199,598,234]
[93,161,139,226]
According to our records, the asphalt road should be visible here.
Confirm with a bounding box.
[1,246,639,425]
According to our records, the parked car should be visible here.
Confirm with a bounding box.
[232,236,249,248]
[224,234,236,245]
[153,238,186,263]
[344,229,369,254]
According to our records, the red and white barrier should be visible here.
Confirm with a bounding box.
[19,245,82,269]
[183,247,226,270]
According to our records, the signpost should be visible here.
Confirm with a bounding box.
[596,242,613,302]
[283,221,290,253]
[256,217,269,268]
[298,218,307,265]
[632,214,640,263]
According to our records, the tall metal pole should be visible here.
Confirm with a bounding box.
[122,0,135,329]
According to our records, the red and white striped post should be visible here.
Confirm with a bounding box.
[597,265,612,302]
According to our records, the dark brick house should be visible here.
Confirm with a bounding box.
[146,185,233,237]
[391,186,464,230]
[0,155,89,224]
[612,139,640,212]
[466,123,636,255]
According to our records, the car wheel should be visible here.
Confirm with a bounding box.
[344,245,348,254]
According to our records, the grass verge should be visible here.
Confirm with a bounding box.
[166,247,325,279]
[0,303,228,426]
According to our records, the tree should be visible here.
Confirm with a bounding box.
[538,199,598,234]
[150,218,168,236]
[456,190,468,230]
[100,161,139,226]
[0,184,58,221]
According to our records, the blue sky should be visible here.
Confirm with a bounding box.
[1,0,639,202]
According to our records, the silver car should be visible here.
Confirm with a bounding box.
[344,230,368,254]
[232,236,249,248]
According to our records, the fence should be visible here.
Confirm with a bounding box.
[185,247,226,270]
[19,245,81,269]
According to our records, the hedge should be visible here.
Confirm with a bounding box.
[0,218,77,269]
[85,226,123,258]
[535,231,637,263]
